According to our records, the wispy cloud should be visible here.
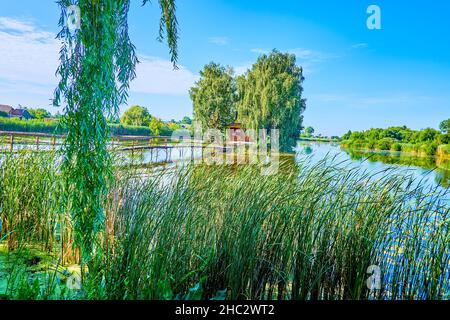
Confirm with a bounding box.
[0,16,198,107]
[352,43,369,49]
[209,36,229,46]
[0,17,60,87]
[0,17,36,32]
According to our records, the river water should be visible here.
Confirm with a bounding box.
[294,141,449,189]
[122,141,449,190]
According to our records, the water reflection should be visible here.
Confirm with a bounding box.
[117,141,449,189]
[295,141,449,189]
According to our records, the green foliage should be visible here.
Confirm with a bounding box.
[438,133,450,145]
[181,116,192,125]
[0,153,449,300]
[342,125,449,156]
[120,105,152,127]
[341,130,352,140]
[377,138,394,151]
[149,117,164,136]
[391,143,402,152]
[304,126,314,137]
[0,118,157,136]
[190,63,237,130]
[421,142,439,156]
[26,108,51,119]
[0,111,8,118]
[439,118,450,133]
[0,152,62,251]
[109,124,151,136]
[98,159,449,300]
[236,50,306,152]
[0,118,63,134]
[53,0,178,268]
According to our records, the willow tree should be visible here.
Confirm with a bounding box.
[53,0,178,268]
[190,62,237,130]
[236,50,306,152]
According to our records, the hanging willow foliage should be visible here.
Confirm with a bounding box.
[53,0,178,267]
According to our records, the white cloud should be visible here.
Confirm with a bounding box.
[0,17,36,32]
[209,36,229,46]
[130,55,198,95]
[0,17,60,87]
[0,16,198,108]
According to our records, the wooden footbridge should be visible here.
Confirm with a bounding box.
[0,130,235,158]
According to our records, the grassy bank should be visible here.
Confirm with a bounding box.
[341,126,450,157]
[341,140,450,172]
[0,118,160,136]
[0,151,449,300]
[341,139,450,157]
[299,137,340,142]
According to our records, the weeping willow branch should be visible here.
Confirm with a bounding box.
[53,0,178,268]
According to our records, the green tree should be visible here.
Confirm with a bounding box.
[190,62,237,130]
[120,105,152,126]
[304,127,315,137]
[439,118,450,133]
[53,0,178,268]
[418,128,439,142]
[0,111,8,118]
[181,116,192,125]
[236,50,306,152]
[341,130,352,140]
[149,117,164,136]
[26,108,51,119]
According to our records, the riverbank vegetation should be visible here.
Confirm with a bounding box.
[0,151,449,300]
[341,124,450,157]
[0,116,184,137]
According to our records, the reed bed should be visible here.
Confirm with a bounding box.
[0,151,449,300]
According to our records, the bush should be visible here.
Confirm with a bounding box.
[0,118,63,134]
[391,143,402,152]
[422,142,439,156]
[438,134,450,145]
[0,118,176,137]
[367,140,377,149]
[109,124,151,136]
[377,138,393,151]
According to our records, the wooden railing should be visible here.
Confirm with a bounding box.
[0,131,201,152]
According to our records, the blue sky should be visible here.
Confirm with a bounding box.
[0,0,449,136]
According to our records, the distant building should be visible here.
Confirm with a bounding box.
[0,104,33,120]
[228,123,252,142]
[0,104,13,114]
[9,108,33,120]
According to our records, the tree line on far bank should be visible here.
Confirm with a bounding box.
[190,50,306,152]
[341,120,450,156]
[0,106,192,137]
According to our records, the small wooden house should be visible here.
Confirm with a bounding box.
[228,123,252,142]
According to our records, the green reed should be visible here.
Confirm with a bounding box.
[0,151,448,300]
